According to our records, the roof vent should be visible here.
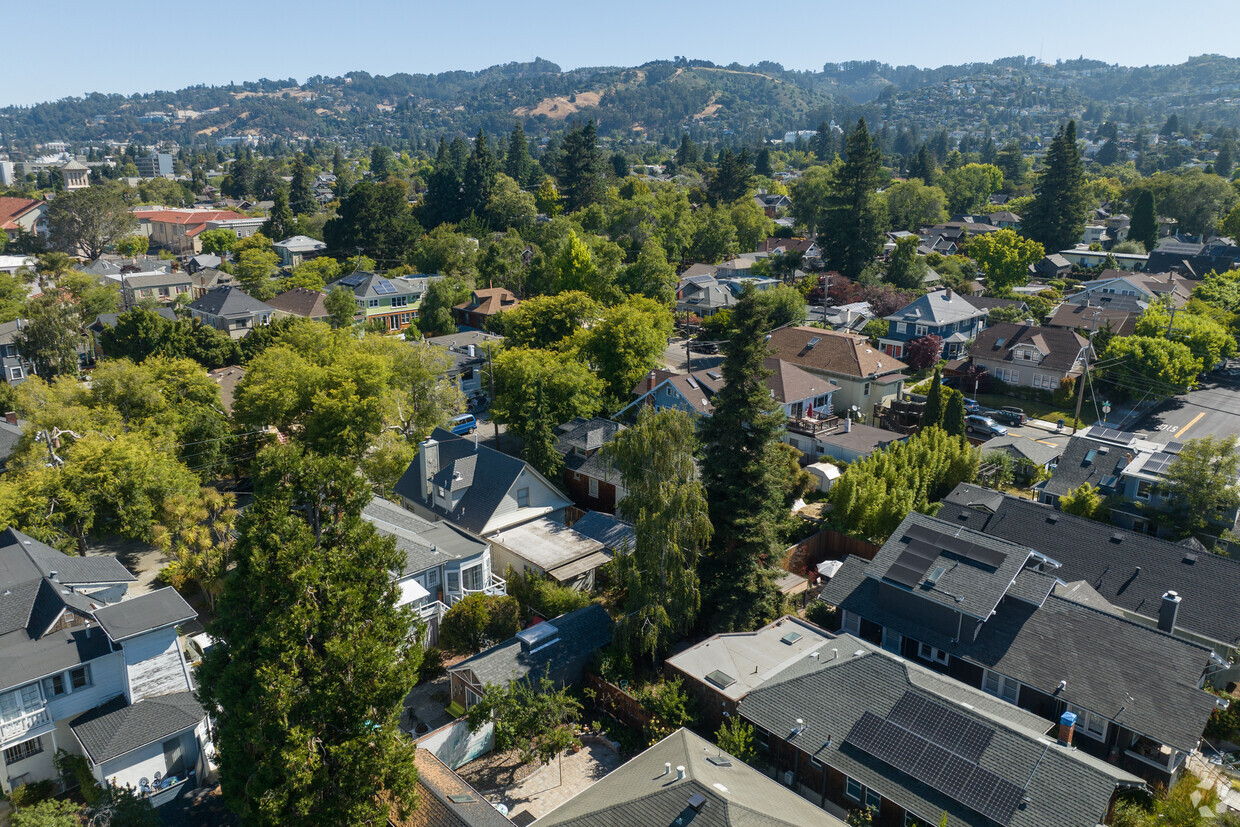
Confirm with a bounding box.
[1183,553,1199,564]
[1110,532,1124,543]
[447,794,477,804]
[1046,515,1058,524]
[688,793,706,811]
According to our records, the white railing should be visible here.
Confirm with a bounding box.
[461,573,507,600]
[417,600,450,624]
[0,708,50,743]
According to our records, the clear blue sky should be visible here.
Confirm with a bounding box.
[9,0,1239,106]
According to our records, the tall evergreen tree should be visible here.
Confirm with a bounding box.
[812,121,835,161]
[942,390,966,437]
[557,120,604,212]
[1130,190,1159,253]
[754,147,774,178]
[675,134,700,168]
[1215,140,1235,179]
[604,407,712,665]
[820,119,888,279]
[908,144,936,185]
[289,153,317,215]
[708,148,753,204]
[198,445,422,826]
[505,123,534,186]
[369,144,393,180]
[261,186,297,241]
[922,367,944,430]
[462,130,498,219]
[1022,121,1089,253]
[421,139,465,228]
[699,289,786,631]
[997,141,1025,190]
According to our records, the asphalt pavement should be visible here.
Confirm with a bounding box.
[1123,373,1240,446]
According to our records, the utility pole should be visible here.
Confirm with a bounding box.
[821,271,831,325]
[487,343,500,451]
[1072,310,1100,435]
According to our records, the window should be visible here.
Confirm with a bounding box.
[461,565,483,592]
[389,315,400,331]
[10,366,22,381]
[915,324,927,337]
[863,382,871,397]
[865,789,882,812]
[917,642,949,665]
[0,683,42,723]
[425,568,440,587]
[516,487,529,508]
[588,477,599,498]
[895,322,905,334]
[1136,480,1153,501]
[841,610,861,636]
[3,737,42,765]
[845,777,863,802]
[368,298,380,308]
[1067,705,1108,740]
[70,665,90,690]
[983,670,1019,704]
[43,673,66,698]
[392,295,408,308]
[905,814,928,827]
[755,727,769,748]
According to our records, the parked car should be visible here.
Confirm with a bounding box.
[966,415,1008,437]
[450,413,477,435]
[990,407,1027,426]
[962,398,981,413]
[185,633,217,666]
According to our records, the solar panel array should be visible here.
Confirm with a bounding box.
[373,278,398,295]
[1143,452,1175,476]
[339,273,366,287]
[904,523,1007,569]
[1164,441,1184,454]
[886,538,940,588]
[1091,426,1135,444]
[845,695,1024,825]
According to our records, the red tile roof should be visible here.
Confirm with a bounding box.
[132,209,248,225]
[0,197,42,231]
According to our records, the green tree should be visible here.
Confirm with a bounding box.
[323,180,422,263]
[500,290,599,350]
[462,130,499,219]
[1100,335,1201,395]
[942,389,966,437]
[116,234,149,258]
[46,183,137,259]
[730,197,773,252]
[10,798,84,826]
[198,228,237,257]
[260,186,298,241]
[535,178,563,217]
[152,488,236,611]
[1022,121,1089,253]
[820,119,887,279]
[1135,303,1236,369]
[584,297,675,407]
[1163,435,1240,543]
[922,367,944,429]
[604,407,712,664]
[699,290,787,631]
[883,179,949,232]
[369,144,393,180]
[489,347,603,477]
[969,228,1044,294]
[198,445,421,826]
[715,716,757,764]
[16,294,82,377]
[59,271,121,328]
[1060,482,1103,523]
[289,152,317,215]
[235,248,280,301]
[557,120,604,212]
[505,123,535,186]
[908,143,937,185]
[325,285,358,329]
[939,163,1004,214]
[485,172,537,231]
[788,165,833,236]
[466,671,582,766]
[439,593,521,654]
[885,235,929,290]
[619,238,677,304]
[285,256,341,292]
[417,277,471,337]
[709,148,754,204]
[411,225,478,281]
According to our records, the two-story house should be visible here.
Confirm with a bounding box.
[394,428,573,538]
[453,288,519,330]
[553,417,626,514]
[767,327,908,423]
[426,331,503,411]
[0,529,208,805]
[675,277,736,319]
[817,513,1219,786]
[185,286,274,339]
[0,198,49,243]
[272,235,327,269]
[328,271,440,332]
[361,497,502,646]
[879,287,988,360]
[970,322,1088,392]
[1070,271,1189,308]
[121,271,194,309]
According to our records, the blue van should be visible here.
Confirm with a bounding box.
[450,413,477,435]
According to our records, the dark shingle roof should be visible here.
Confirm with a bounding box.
[537,728,843,827]
[186,285,274,318]
[90,307,178,332]
[569,511,635,552]
[92,587,195,642]
[937,493,1240,647]
[450,604,612,687]
[362,498,488,575]
[1041,435,1128,498]
[0,627,113,692]
[393,749,515,826]
[0,528,134,588]
[819,556,1215,752]
[71,692,203,764]
[972,323,1088,373]
[739,640,1142,827]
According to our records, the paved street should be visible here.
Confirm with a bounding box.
[1124,373,1240,446]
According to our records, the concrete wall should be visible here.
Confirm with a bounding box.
[416,718,493,770]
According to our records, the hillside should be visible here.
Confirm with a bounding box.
[4,55,1240,150]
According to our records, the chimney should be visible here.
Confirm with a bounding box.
[844,416,852,433]
[468,344,476,358]
[49,571,58,582]
[418,438,440,501]
[945,286,953,300]
[1158,590,1181,634]
[4,411,16,425]
[1057,711,1077,746]
[676,766,686,781]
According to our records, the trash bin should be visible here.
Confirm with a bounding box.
[1057,418,1065,431]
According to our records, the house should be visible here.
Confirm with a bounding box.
[738,632,1146,827]
[817,512,1218,785]
[453,288,519,330]
[327,271,439,332]
[184,254,221,274]
[554,417,626,514]
[879,287,988,360]
[121,271,194,309]
[0,256,35,276]
[813,420,906,463]
[361,498,502,646]
[1040,426,1240,538]
[394,428,573,537]
[131,208,261,255]
[753,192,791,217]
[970,323,1087,392]
[272,235,327,269]
[489,517,612,591]
[1032,253,1072,279]
[1045,302,1138,338]
[387,748,515,827]
[426,331,502,410]
[675,277,737,318]
[1071,270,1189,308]
[265,287,331,322]
[185,286,274,339]
[0,197,48,243]
[536,728,845,827]
[1146,238,1240,277]
[567,510,634,555]
[767,327,908,422]
[447,604,612,710]
[822,301,873,333]
[1057,249,1149,272]
[88,308,178,359]
[187,267,233,298]
[664,616,833,730]
[938,487,1240,655]
[974,436,1063,479]
[985,211,1022,230]
[0,529,210,805]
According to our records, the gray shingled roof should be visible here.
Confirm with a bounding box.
[1041,435,1128,498]
[886,289,987,325]
[187,285,274,318]
[0,627,112,693]
[450,604,612,687]
[362,498,488,575]
[977,435,1063,467]
[71,692,203,764]
[819,555,1216,753]
[739,639,1142,827]
[0,528,134,591]
[537,728,844,827]
[937,493,1240,647]
[569,511,634,552]
[92,587,195,642]
[90,307,178,332]
[973,323,1088,373]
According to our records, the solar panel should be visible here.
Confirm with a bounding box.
[339,273,365,287]
[1143,452,1175,475]
[1092,427,1135,444]
[373,278,398,294]
[1165,441,1184,454]
[980,779,1026,825]
[885,692,993,762]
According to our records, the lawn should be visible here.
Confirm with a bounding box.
[971,393,1095,429]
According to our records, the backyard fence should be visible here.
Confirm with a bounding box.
[583,673,660,732]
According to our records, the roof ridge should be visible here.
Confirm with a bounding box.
[1042,592,1214,654]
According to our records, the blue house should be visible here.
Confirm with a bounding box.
[878,287,988,360]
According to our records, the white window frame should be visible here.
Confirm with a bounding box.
[864,788,882,812]
[368,298,380,308]
[845,777,862,802]
[516,487,530,508]
[0,683,43,723]
[1066,705,1108,740]
[917,642,949,666]
[915,324,927,337]
[588,477,599,498]
[881,628,902,654]
[895,322,905,334]
[460,563,484,592]
[863,382,871,397]
[983,669,1019,704]
[3,736,43,765]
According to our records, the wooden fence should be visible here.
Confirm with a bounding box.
[583,673,659,732]
[785,527,880,578]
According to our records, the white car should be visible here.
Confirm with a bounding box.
[184,632,217,665]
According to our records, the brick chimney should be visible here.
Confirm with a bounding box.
[1057,710,1077,746]
[3,411,16,425]
[1158,590,1181,634]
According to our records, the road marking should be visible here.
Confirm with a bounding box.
[1035,439,1059,447]
[1174,411,1206,440]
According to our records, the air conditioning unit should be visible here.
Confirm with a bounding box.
[782,770,795,787]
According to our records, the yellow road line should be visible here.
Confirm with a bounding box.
[1035,439,1059,447]
[1174,411,1206,440]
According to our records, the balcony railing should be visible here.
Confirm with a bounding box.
[416,600,450,624]
[450,573,507,605]
[1,708,50,744]
[786,414,840,438]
